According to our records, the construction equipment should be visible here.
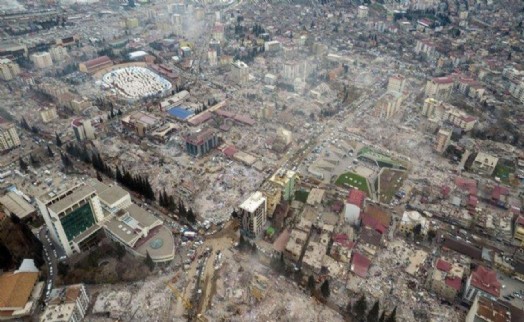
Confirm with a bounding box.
[166,282,192,310]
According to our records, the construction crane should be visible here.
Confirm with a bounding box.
[166,282,192,311]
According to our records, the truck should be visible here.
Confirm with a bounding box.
[183,231,197,238]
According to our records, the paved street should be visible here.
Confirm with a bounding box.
[498,272,524,310]
[38,227,58,298]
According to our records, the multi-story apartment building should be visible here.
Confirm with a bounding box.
[30,52,53,69]
[0,58,21,81]
[0,119,20,151]
[240,191,267,238]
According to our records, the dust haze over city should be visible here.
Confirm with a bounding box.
[0,0,523,321]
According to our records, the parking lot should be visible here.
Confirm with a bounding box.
[498,272,524,310]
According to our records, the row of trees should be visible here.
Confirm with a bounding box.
[307,275,331,299]
[308,274,398,322]
[158,189,196,223]
[115,166,155,200]
[64,143,158,201]
[351,295,397,322]
[63,142,198,223]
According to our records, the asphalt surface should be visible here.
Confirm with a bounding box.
[38,227,58,298]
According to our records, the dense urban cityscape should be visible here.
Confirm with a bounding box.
[0,0,523,321]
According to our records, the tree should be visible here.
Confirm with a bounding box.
[144,251,155,272]
[19,157,28,172]
[238,234,249,252]
[115,243,126,260]
[30,154,38,166]
[320,279,330,298]
[96,171,103,182]
[55,133,62,147]
[187,208,196,223]
[307,275,315,293]
[378,311,386,322]
[413,223,422,237]
[60,152,72,168]
[47,145,54,157]
[346,301,353,318]
[427,230,436,242]
[178,201,187,218]
[354,295,367,318]
[57,262,69,276]
[386,307,397,322]
[367,301,380,322]
[159,190,166,208]
[20,117,30,130]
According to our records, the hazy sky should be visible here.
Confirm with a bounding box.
[0,0,25,11]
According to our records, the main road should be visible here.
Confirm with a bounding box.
[38,227,58,299]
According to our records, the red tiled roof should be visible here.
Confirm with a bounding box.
[436,259,452,272]
[361,213,387,234]
[455,177,477,195]
[432,76,454,84]
[351,252,371,278]
[72,118,83,127]
[215,110,235,118]
[445,276,462,291]
[83,55,112,69]
[461,115,477,122]
[188,111,212,126]
[516,216,524,227]
[185,128,215,145]
[333,234,355,249]
[364,204,391,227]
[347,189,366,208]
[233,114,255,126]
[222,145,237,158]
[468,195,478,207]
[492,185,509,201]
[471,266,501,298]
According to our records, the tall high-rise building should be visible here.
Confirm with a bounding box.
[40,106,58,123]
[30,52,53,69]
[387,74,406,93]
[0,58,21,81]
[36,184,105,256]
[231,60,249,84]
[375,91,403,119]
[49,46,69,63]
[269,169,297,201]
[358,5,369,18]
[208,50,217,67]
[425,76,454,100]
[72,118,95,141]
[435,128,452,153]
[0,118,20,151]
[239,191,267,238]
[185,128,218,156]
[422,97,439,117]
